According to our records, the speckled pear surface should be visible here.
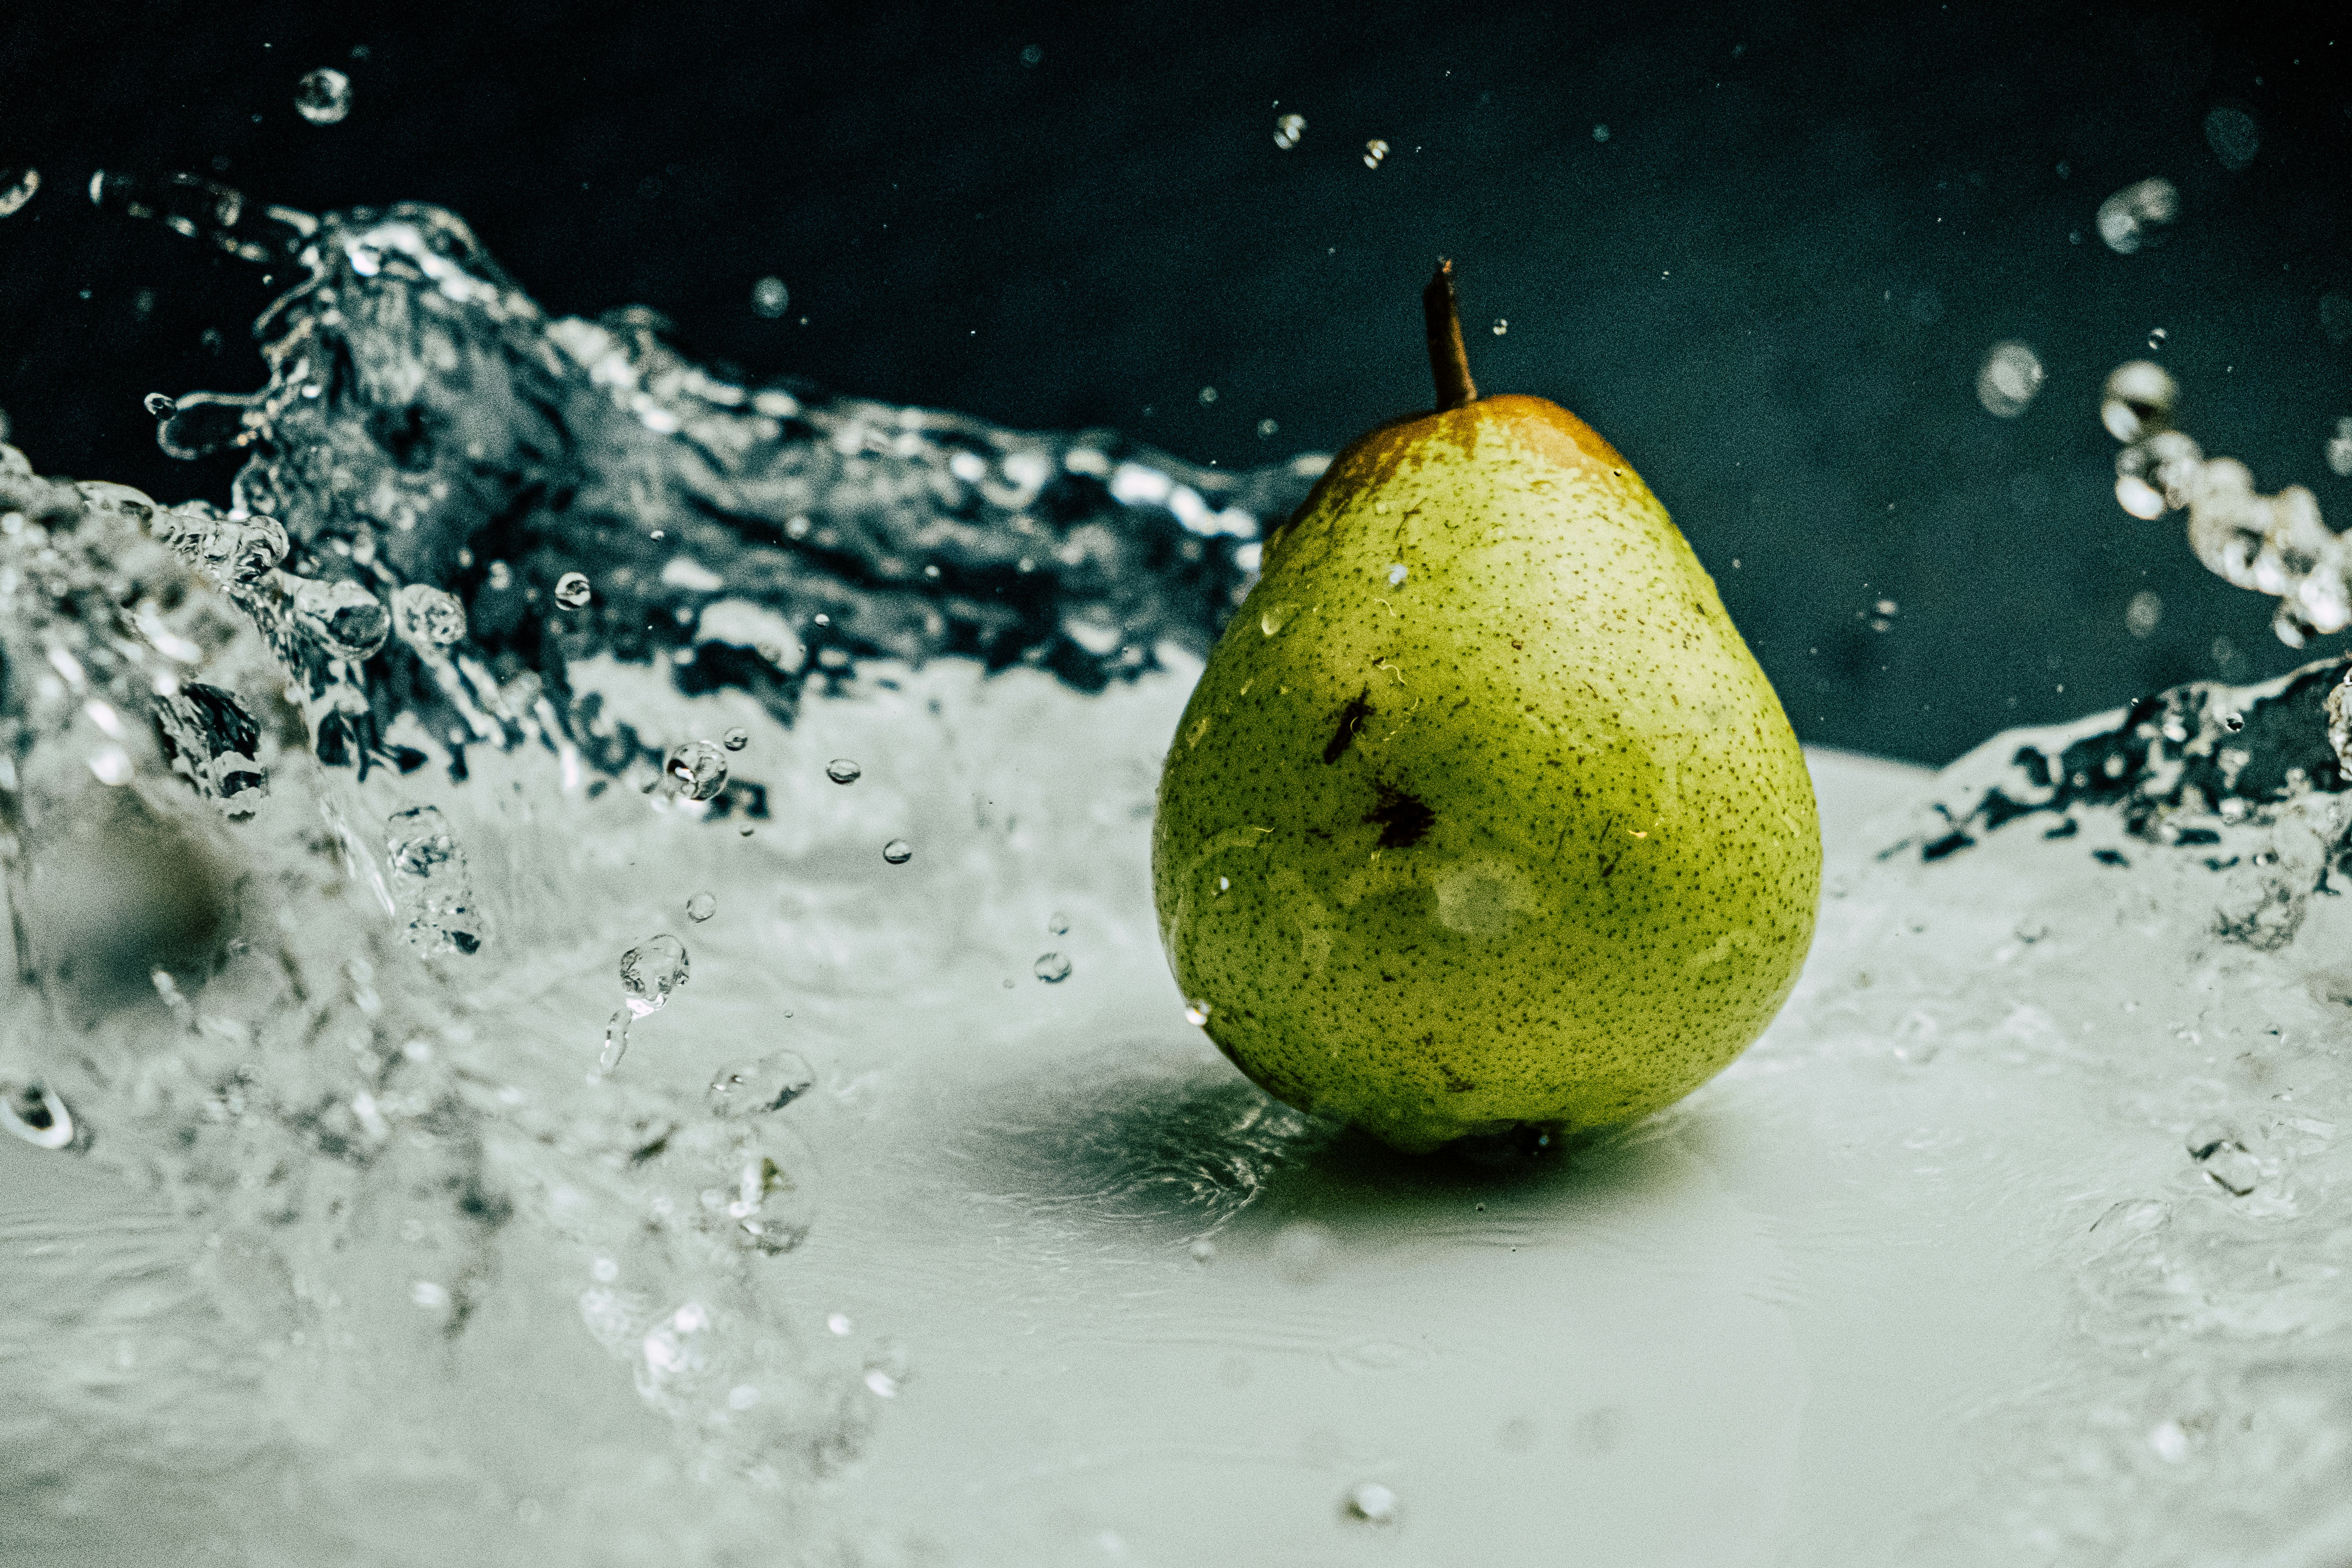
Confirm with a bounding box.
[1152,393,1820,1153]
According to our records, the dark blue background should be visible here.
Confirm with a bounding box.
[2,1,2347,761]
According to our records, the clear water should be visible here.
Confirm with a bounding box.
[5,193,2352,1565]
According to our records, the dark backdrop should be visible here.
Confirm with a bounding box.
[2,0,2347,763]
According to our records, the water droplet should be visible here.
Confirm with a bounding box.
[0,168,39,219]
[1198,385,1218,405]
[1592,123,1611,142]
[1033,952,1072,983]
[387,805,484,955]
[599,1007,633,1072]
[685,890,717,923]
[2150,1418,2192,1463]
[2096,177,2179,255]
[293,68,353,126]
[392,583,468,647]
[708,1049,815,1117]
[485,559,514,592]
[864,1369,900,1398]
[2204,105,2260,171]
[1189,1238,1217,1262]
[1046,912,1070,935]
[1184,998,1212,1026]
[2125,590,2163,638]
[619,934,690,1016]
[665,740,729,801]
[86,745,133,786]
[1273,113,1306,149]
[410,1280,450,1310]
[825,757,862,784]
[1020,43,1044,66]
[827,1312,853,1335]
[750,276,790,318]
[2100,360,2178,443]
[1492,318,1508,335]
[143,392,177,418]
[1975,341,2045,418]
[290,578,391,660]
[1259,604,1290,636]
[1345,1481,1398,1525]
[2223,711,2246,733]
[553,570,593,609]
[882,838,913,864]
[1,1081,77,1151]
[1362,138,1389,169]
[722,727,749,751]
[1386,563,1408,587]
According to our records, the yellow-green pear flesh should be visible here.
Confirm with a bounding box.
[1152,393,1820,1154]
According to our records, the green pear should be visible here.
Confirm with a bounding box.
[1152,263,1819,1154]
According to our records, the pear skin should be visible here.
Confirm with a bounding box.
[1151,306,1818,1154]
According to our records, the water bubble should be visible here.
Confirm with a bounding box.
[1,1080,78,1151]
[1362,139,1389,169]
[2096,177,2179,255]
[2204,105,2260,171]
[722,727,749,751]
[392,583,468,647]
[1592,123,1610,142]
[290,578,391,660]
[708,1050,815,1118]
[620,933,690,1016]
[685,890,717,923]
[825,757,862,784]
[294,68,353,126]
[1976,341,2045,418]
[749,276,790,319]
[1046,912,1070,935]
[665,740,729,801]
[881,838,913,864]
[0,168,39,219]
[1492,318,1508,335]
[1184,998,1212,1026]
[1273,113,1306,149]
[553,570,593,609]
[1033,952,1072,983]
[1344,1481,1399,1525]
[143,392,177,418]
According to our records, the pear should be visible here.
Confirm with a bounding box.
[1152,263,1819,1154]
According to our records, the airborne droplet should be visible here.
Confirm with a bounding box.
[1363,139,1389,169]
[143,392,177,418]
[619,934,690,1017]
[1344,1481,1399,1525]
[750,276,790,319]
[294,68,353,126]
[665,740,729,801]
[1033,952,1072,983]
[685,890,717,923]
[825,758,862,784]
[722,727,749,751]
[0,168,39,219]
[881,838,913,864]
[1184,998,1212,1026]
[553,571,593,609]
[1273,113,1306,150]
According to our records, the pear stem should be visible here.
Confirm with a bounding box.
[1422,259,1479,412]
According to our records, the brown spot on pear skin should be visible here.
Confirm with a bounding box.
[1322,689,1375,764]
[1365,786,1436,849]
